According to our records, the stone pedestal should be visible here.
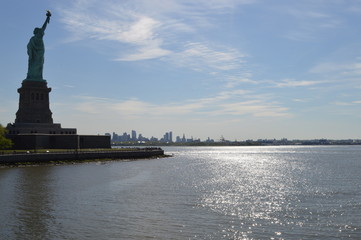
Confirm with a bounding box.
[8,79,77,136]
[15,80,53,124]
[7,79,79,149]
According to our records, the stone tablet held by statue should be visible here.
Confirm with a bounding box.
[26,11,51,81]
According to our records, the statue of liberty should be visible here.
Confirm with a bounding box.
[26,11,51,81]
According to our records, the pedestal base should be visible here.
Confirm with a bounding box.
[7,122,77,135]
[15,80,53,124]
[5,134,111,150]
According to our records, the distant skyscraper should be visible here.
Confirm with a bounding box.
[163,132,169,142]
[182,134,186,143]
[112,132,119,142]
[131,130,137,141]
[169,131,173,143]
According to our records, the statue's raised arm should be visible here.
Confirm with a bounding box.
[26,11,52,81]
[42,10,51,31]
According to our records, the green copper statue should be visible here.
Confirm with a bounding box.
[26,11,51,81]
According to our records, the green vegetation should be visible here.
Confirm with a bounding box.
[0,124,13,150]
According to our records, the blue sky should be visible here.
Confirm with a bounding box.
[1,0,361,140]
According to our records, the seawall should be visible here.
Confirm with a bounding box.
[0,148,165,165]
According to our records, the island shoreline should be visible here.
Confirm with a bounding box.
[0,148,167,166]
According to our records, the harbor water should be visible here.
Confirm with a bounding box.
[1,146,360,239]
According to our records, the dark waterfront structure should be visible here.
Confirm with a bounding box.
[6,12,110,150]
[0,148,164,165]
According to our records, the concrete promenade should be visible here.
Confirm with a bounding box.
[0,148,165,165]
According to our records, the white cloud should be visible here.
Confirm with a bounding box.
[310,61,361,78]
[274,79,323,88]
[120,16,159,43]
[292,98,311,103]
[116,44,171,61]
[219,100,290,117]
[333,101,353,106]
[58,0,250,67]
[59,1,171,61]
[309,62,344,74]
[169,42,246,72]
[224,74,257,88]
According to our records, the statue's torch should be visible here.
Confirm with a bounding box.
[46,10,51,23]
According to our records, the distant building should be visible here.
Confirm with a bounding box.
[182,134,186,143]
[112,132,119,142]
[150,136,158,142]
[205,137,214,143]
[169,131,173,143]
[131,130,137,141]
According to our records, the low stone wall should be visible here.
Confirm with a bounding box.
[0,149,165,165]
[7,134,111,150]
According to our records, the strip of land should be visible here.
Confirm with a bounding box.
[0,147,166,166]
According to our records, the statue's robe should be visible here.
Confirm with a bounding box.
[26,31,45,80]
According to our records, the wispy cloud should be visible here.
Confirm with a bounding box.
[58,0,250,66]
[333,101,353,106]
[292,98,311,103]
[71,89,289,120]
[274,79,324,88]
[168,42,246,72]
[59,1,171,61]
[278,3,342,41]
[219,100,290,117]
[309,62,344,74]
[224,76,257,88]
[310,62,361,76]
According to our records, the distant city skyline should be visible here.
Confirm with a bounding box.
[2,1,361,140]
[108,130,361,145]
[109,130,213,143]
